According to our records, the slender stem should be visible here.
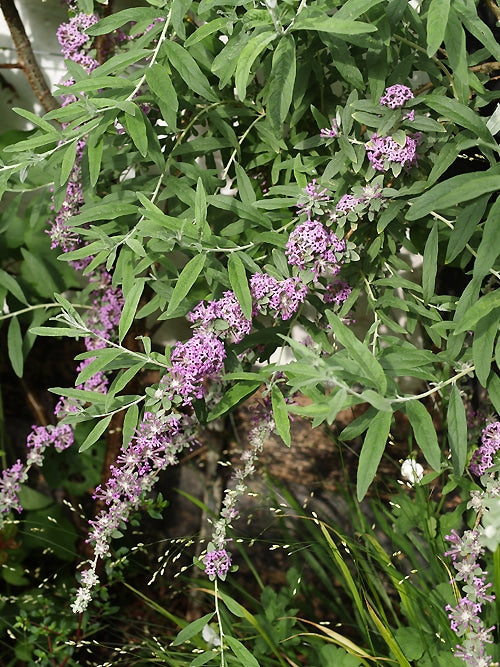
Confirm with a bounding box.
[393,364,475,403]
[394,34,453,84]
[203,243,255,254]
[126,8,172,102]
[284,0,309,34]
[214,580,226,667]
[91,395,145,420]
[0,118,101,174]
[0,302,91,322]
[264,0,283,35]
[57,315,172,370]
[220,111,266,181]
[363,276,380,355]
[0,0,60,112]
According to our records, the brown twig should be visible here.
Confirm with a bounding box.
[0,0,60,112]
[469,61,500,74]
[484,0,500,23]
[95,0,114,65]
[20,379,51,426]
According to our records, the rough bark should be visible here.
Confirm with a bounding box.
[0,0,60,112]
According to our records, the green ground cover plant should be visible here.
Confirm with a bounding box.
[0,0,499,664]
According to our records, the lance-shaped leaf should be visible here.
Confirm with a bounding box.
[119,279,146,342]
[0,269,28,305]
[235,30,276,101]
[124,109,148,157]
[447,385,467,476]
[171,612,215,647]
[473,198,500,282]
[145,64,178,131]
[166,254,206,318]
[445,196,489,264]
[225,636,260,667]
[122,403,139,448]
[86,7,161,35]
[444,7,469,104]
[488,373,500,415]
[164,40,217,101]
[472,309,498,387]
[422,221,439,304]
[8,317,23,378]
[208,380,261,422]
[87,135,104,187]
[454,290,500,334]
[228,252,252,320]
[79,415,113,452]
[291,15,377,35]
[426,0,450,56]
[194,177,211,239]
[454,0,500,60]
[357,410,392,501]
[405,400,441,471]
[407,171,500,220]
[271,385,291,447]
[60,139,78,187]
[422,95,495,145]
[327,312,387,394]
[268,34,296,131]
[75,348,124,387]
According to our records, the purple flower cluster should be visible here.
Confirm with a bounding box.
[56,12,99,73]
[47,140,86,255]
[445,528,496,666]
[335,194,362,215]
[72,411,197,612]
[70,272,124,394]
[470,422,500,477]
[0,424,74,530]
[0,461,26,520]
[188,291,251,344]
[26,423,74,466]
[380,84,414,109]
[203,548,232,580]
[296,179,331,220]
[324,280,352,305]
[285,219,345,278]
[86,272,124,335]
[49,8,101,257]
[164,331,226,405]
[249,273,308,320]
[366,133,420,172]
[209,402,276,569]
[91,411,195,555]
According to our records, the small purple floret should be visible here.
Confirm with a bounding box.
[203,549,232,579]
[380,84,414,109]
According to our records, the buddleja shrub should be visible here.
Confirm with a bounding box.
[0,0,499,664]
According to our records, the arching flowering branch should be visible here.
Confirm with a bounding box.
[444,420,500,667]
[72,410,199,613]
[0,424,73,531]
